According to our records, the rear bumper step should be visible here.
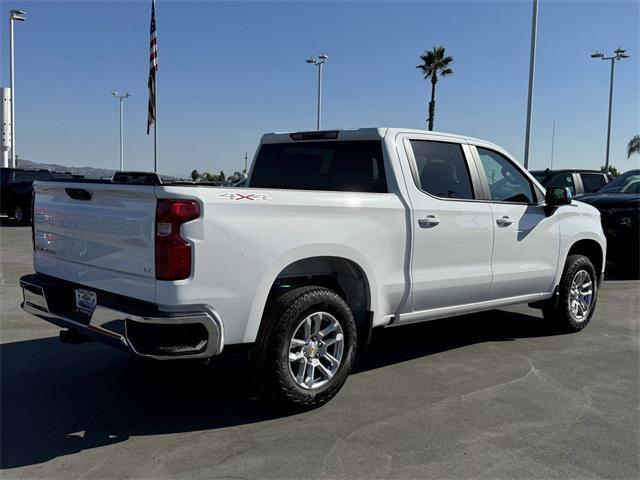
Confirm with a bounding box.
[20,274,224,360]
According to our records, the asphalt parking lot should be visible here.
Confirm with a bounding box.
[1,223,638,479]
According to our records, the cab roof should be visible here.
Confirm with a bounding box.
[260,127,501,150]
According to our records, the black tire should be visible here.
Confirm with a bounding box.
[13,205,29,225]
[252,286,357,410]
[543,254,598,332]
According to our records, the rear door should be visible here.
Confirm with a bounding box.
[471,146,559,299]
[32,182,158,301]
[399,135,494,312]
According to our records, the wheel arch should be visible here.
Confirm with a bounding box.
[564,238,605,283]
[242,251,376,343]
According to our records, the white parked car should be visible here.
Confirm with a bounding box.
[21,128,606,409]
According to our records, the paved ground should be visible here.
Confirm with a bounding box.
[1,222,639,479]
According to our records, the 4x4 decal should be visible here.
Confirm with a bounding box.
[217,192,272,202]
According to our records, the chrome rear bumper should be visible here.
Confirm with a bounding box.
[20,274,224,360]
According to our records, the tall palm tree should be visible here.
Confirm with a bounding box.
[628,135,640,158]
[416,46,453,131]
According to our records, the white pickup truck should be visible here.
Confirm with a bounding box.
[21,128,606,409]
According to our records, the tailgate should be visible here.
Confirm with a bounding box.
[32,182,157,301]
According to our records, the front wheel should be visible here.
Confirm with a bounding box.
[252,286,357,410]
[543,254,598,332]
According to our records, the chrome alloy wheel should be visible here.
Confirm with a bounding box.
[569,269,594,322]
[288,311,344,390]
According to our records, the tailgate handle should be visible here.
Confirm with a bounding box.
[65,188,92,201]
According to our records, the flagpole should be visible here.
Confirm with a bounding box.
[154,105,158,173]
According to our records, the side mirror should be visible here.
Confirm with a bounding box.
[545,186,572,207]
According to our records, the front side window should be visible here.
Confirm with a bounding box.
[410,140,474,199]
[249,140,387,193]
[548,174,576,195]
[477,148,535,203]
[580,173,607,193]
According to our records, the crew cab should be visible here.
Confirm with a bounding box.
[20,128,606,409]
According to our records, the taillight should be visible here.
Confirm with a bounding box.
[155,199,200,280]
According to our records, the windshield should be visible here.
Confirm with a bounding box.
[597,170,640,194]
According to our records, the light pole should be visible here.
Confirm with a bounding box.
[523,0,538,170]
[591,48,630,171]
[305,54,328,130]
[111,92,132,171]
[9,9,26,168]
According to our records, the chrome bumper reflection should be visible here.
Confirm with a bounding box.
[20,279,224,360]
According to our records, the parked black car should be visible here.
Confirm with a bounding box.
[577,169,640,273]
[530,169,610,196]
[0,168,76,225]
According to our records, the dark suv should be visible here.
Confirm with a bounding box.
[530,169,610,196]
[0,168,75,225]
[577,169,640,274]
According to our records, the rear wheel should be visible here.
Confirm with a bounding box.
[252,286,357,410]
[543,254,598,332]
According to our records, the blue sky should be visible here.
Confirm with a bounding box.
[1,0,638,177]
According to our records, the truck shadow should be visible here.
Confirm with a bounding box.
[1,308,557,469]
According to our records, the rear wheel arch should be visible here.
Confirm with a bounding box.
[257,256,372,337]
[270,256,370,317]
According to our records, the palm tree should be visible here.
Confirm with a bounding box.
[628,135,640,158]
[416,46,453,131]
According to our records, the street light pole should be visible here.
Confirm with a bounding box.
[591,48,630,171]
[523,0,538,170]
[9,9,26,168]
[111,92,132,171]
[306,54,328,130]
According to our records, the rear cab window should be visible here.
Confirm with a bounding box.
[249,140,387,193]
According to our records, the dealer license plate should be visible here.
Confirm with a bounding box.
[74,288,97,315]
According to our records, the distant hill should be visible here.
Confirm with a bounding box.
[16,159,181,181]
[17,159,116,179]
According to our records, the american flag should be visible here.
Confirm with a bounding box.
[146,0,158,134]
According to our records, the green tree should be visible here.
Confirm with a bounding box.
[628,135,640,158]
[190,169,200,182]
[219,170,226,182]
[416,46,454,131]
[600,165,620,177]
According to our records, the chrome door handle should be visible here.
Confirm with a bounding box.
[418,215,441,228]
[496,216,514,227]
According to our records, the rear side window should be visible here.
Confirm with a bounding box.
[580,173,607,193]
[410,140,474,199]
[548,174,576,195]
[249,141,387,192]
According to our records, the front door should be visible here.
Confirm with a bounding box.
[474,146,560,299]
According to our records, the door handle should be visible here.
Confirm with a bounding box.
[418,215,441,228]
[496,216,514,227]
